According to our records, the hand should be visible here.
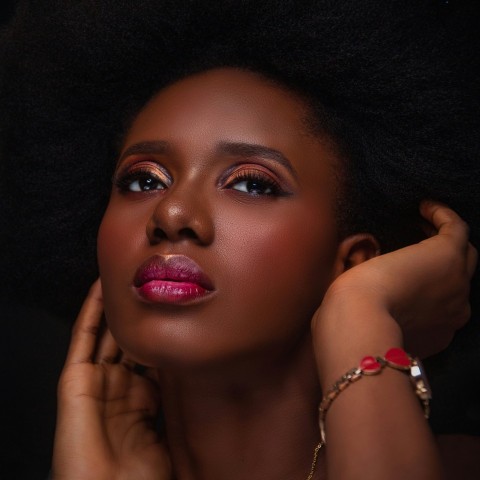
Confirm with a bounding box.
[52,280,172,480]
[319,202,477,358]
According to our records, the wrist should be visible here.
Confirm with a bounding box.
[312,290,403,390]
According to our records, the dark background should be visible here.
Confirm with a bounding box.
[0,305,70,480]
[1,2,479,479]
[1,4,70,480]
[0,0,16,25]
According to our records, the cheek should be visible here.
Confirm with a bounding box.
[216,202,338,330]
[97,201,146,300]
[95,196,339,365]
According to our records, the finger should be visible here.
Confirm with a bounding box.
[119,353,152,379]
[119,353,161,386]
[94,325,121,364]
[467,242,478,279]
[143,367,161,386]
[420,201,469,247]
[65,279,104,365]
[419,218,437,238]
[119,352,137,371]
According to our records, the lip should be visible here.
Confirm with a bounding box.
[133,255,215,305]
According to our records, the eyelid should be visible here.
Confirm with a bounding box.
[224,167,277,186]
[113,159,171,184]
[220,162,291,191]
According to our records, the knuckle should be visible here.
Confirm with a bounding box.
[461,219,470,235]
[441,246,461,270]
[83,324,100,336]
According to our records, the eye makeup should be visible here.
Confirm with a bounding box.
[113,160,171,193]
[222,165,287,196]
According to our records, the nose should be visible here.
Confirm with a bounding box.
[146,183,214,246]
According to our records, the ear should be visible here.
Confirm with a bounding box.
[331,233,381,279]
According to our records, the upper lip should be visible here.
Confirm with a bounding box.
[133,255,214,291]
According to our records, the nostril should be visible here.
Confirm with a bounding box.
[150,226,199,243]
[153,227,167,240]
[178,227,199,240]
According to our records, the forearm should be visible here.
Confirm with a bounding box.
[313,292,444,480]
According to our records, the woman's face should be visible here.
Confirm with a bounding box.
[98,68,343,368]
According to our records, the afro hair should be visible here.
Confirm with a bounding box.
[1,0,480,433]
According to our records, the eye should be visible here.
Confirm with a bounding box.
[224,168,284,196]
[114,162,170,193]
[123,173,166,192]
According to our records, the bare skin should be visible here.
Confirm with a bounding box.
[53,283,171,480]
[53,69,477,480]
[312,202,477,480]
[53,203,476,480]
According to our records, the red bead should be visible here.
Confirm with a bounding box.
[360,356,382,373]
[384,347,411,367]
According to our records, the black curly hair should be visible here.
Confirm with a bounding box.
[1,0,479,311]
[1,0,479,432]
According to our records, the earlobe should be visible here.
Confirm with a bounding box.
[332,233,381,278]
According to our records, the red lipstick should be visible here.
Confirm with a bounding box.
[133,255,215,304]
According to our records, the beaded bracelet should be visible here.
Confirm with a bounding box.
[318,347,432,445]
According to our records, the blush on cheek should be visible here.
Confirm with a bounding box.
[97,218,114,265]
[97,228,121,285]
[231,222,335,305]
[97,210,141,267]
[96,214,132,296]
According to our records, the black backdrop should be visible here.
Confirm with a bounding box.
[1,2,479,478]
[1,4,70,480]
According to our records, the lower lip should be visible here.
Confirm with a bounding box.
[135,280,213,304]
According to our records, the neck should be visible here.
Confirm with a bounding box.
[158,334,325,480]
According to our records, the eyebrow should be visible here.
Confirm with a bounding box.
[118,140,297,178]
[118,140,171,164]
[216,141,298,178]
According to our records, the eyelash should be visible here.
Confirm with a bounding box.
[223,168,285,196]
[113,164,287,197]
[114,165,168,193]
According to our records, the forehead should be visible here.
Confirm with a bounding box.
[124,68,313,145]
[122,68,341,184]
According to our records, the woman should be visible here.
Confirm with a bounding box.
[1,1,479,478]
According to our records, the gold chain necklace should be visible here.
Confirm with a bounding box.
[305,441,323,480]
